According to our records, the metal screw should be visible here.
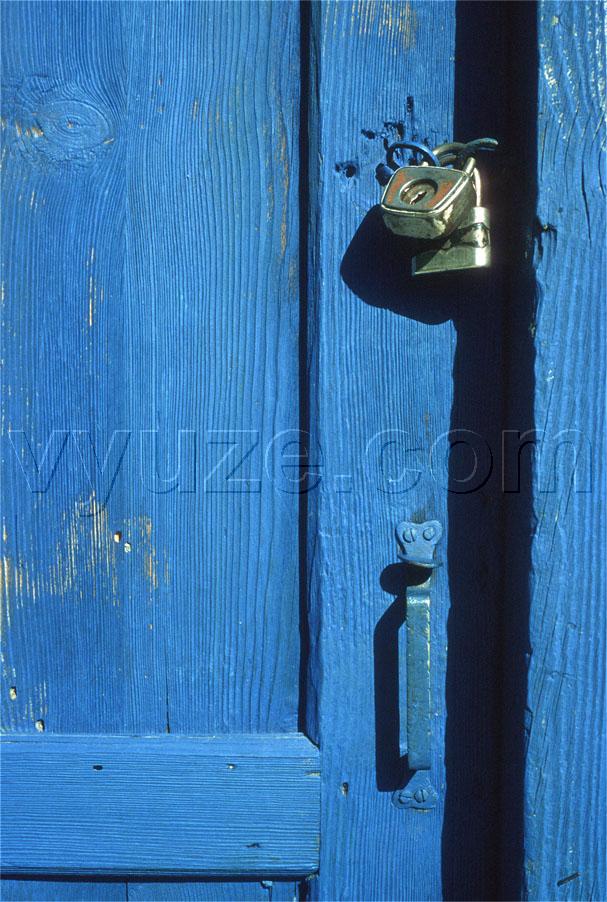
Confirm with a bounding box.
[422,525,436,540]
[403,527,417,543]
[392,783,438,810]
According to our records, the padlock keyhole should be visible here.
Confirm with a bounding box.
[400,178,438,206]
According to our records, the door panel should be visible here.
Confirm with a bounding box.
[1,0,301,738]
[1,0,313,896]
[302,0,601,899]
[2,1,605,900]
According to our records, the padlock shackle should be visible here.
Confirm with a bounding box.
[432,143,481,202]
[433,138,498,168]
[433,144,476,174]
[473,168,482,206]
[386,142,441,169]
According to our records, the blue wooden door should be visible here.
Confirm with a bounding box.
[2,2,605,901]
[1,2,317,898]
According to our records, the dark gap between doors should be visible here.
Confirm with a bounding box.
[443,3,537,900]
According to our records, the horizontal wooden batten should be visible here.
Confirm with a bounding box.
[0,733,320,877]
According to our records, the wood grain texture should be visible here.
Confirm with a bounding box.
[1,880,300,902]
[0,0,300,737]
[0,881,126,901]
[306,3,459,899]
[1,2,305,897]
[1,734,320,877]
[127,880,299,901]
[3,0,603,898]
[305,2,534,898]
[523,4,606,900]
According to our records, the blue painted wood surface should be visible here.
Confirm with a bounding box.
[304,0,538,896]
[1,734,320,876]
[127,881,299,901]
[303,1,605,899]
[2,0,605,899]
[1,1,305,898]
[0,881,127,901]
[1,881,300,902]
[1,0,301,736]
[305,4,461,899]
[521,4,606,900]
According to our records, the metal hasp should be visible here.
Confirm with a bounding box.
[412,205,490,276]
[395,519,443,771]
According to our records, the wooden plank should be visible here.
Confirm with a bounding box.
[0,882,126,901]
[128,880,299,901]
[0,880,301,902]
[0,6,146,888]
[305,3,461,899]
[521,4,606,900]
[1,2,306,895]
[0,734,320,877]
[0,0,301,738]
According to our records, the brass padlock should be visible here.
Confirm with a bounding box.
[380,157,477,241]
[380,139,496,276]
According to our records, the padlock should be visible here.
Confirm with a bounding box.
[412,168,491,275]
[380,157,477,240]
[380,138,496,276]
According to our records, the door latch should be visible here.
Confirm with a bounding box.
[395,518,443,772]
[380,138,497,275]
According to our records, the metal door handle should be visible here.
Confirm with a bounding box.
[395,519,443,771]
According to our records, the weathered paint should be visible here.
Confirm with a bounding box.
[1,734,320,877]
[521,4,606,900]
[1,1,305,898]
[1,0,301,731]
[305,3,462,899]
[1,1,604,900]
